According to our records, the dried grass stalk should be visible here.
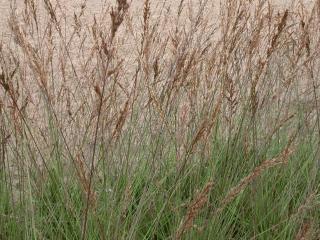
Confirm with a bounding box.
[295,221,312,240]
[175,181,214,240]
[216,147,294,214]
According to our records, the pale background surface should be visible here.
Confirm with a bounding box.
[0,0,314,33]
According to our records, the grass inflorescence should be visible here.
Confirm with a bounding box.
[1,0,320,239]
